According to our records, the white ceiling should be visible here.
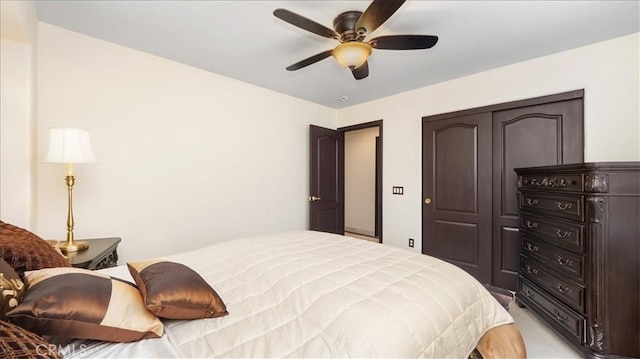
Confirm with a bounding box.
[33,1,639,109]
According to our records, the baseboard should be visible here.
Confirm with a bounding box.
[485,284,515,310]
[344,226,375,237]
[484,284,515,296]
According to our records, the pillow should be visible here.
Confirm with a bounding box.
[0,319,63,359]
[6,267,163,342]
[127,260,228,319]
[0,259,25,319]
[0,221,69,278]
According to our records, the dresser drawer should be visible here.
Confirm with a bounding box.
[519,173,583,192]
[521,236,585,282]
[520,214,584,253]
[520,256,585,313]
[518,277,586,344]
[519,192,584,221]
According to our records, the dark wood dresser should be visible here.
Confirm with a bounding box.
[515,162,639,358]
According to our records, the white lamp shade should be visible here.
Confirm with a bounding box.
[332,42,372,69]
[44,128,97,164]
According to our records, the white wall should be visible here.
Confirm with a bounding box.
[0,1,38,43]
[337,33,640,253]
[344,127,379,236]
[36,23,335,263]
[0,1,38,229]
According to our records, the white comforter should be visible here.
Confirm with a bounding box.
[62,230,512,358]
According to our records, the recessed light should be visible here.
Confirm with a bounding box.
[340,96,349,101]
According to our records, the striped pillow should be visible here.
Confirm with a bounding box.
[6,267,163,342]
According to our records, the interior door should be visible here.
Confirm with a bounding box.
[422,92,584,290]
[422,113,492,284]
[491,99,583,289]
[309,125,344,234]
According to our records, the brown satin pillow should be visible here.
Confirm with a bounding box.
[6,267,163,342]
[0,319,63,359]
[0,221,69,279]
[127,260,228,320]
[0,259,26,319]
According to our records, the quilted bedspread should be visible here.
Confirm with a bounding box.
[62,230,513,358]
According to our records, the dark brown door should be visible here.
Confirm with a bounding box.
[309,125,344,234]
[422,90,584,290]
[422,113,493,283]
[491,99,583,289]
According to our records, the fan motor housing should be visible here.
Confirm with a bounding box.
[333,11,363,41]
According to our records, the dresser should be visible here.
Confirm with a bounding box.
[515,162,639,358]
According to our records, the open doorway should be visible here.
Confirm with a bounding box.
[340,121,382,243]
[308,121,383,243]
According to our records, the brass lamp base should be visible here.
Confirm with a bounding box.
[58,240,89,253]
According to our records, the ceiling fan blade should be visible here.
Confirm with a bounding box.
[286,50,333,71]
[355,0,406,36]
[351,61,369,80]
[274,9,339,39]
[369,35,439,50]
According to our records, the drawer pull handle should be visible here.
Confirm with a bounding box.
[555,201,573,211]
[555,255,573,266]
[552,178,568,188]
[530,177,569,188]
[555,282,572,294]
[525,243,539,252]
[526,198,539,206]
[525,264,539,275]
[555,229,572,238]
[523,289,536,297]
[554,310,569,322]
[525,220,539,229]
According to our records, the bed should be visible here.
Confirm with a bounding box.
[2,227,525,358]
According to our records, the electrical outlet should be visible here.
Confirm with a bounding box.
[408,238,414,247]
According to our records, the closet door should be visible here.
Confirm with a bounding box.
[491,99,584,290]
[422,90,584,290]
[422,113,492,284]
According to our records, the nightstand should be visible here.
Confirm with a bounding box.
[67,237,121,270]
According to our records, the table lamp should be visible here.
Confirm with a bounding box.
[44,127,97,252]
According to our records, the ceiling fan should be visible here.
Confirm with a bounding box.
[273,0,438,80]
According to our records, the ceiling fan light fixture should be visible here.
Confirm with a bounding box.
[332,42,372,69]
